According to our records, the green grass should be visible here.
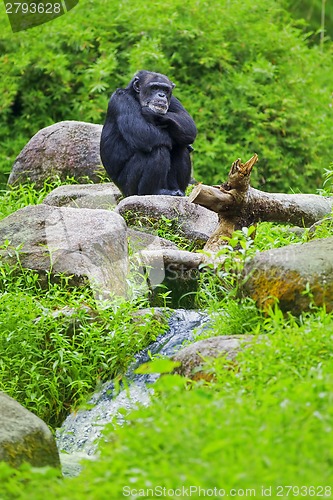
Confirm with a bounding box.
[0,178,76,220]
[0,182,169,427]
[1,181,333,497]
[1,307,333,498]
[0,268,167,428]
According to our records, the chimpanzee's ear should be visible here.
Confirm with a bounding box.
[171,81,176,89]
[133,76,140,93]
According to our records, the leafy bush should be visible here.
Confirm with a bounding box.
[0,270,166,427]
[1,0,333,192]
[0,179,167,428]
[285,0,333,43]
[1,307,333,498]
[0,181,169,427]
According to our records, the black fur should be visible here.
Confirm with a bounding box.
[100,70,197,196]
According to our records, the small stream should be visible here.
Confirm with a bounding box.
[56,309,210,476]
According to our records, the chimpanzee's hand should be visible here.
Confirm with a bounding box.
[141,106,155,122]
[141,107,169,128]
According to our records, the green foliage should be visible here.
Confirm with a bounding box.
[1,0,333,192]
[197,297,263,338]
[0,261,166,428]
[0,11,333,486]
[254,221,307,250]
[0,177,74,220]
[0,181,169,428]
[285,0,333,43]
[135,357,180,375]
[321,165,333,195]
[1,308,333,498]
[155,215,196,250]
[124,211,196,251]
[196,226,257,306]
[306,216,333,239]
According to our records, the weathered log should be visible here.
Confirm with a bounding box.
[189,154,333,252]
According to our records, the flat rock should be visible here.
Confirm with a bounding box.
[137,248,203,308]
[128,229,178,252]
[115,195,218,246]
[173,335,253,379]
[42,183,122,209]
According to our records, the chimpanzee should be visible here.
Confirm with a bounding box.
[100,70,197,197]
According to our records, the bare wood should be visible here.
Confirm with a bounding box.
[189,154,333,251]
[189,154,259,213]
[220,153,258,194]
[246,188,333,226]
[188,184,234,212]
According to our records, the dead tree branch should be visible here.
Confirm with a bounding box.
[189,154,333,251]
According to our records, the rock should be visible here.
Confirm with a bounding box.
[127,224,204,307]
[0,392,60,468]
[173,335,253,380]
[244,237,333,314]
[115,195,218,246]
[286,226,306,237]
[0,204,128,299]
[8,121,105,187]
[133,247,203,308]
[128,229,202,307]
[42,183,122,209]
[128,229,179,251]
[308,216,333,236]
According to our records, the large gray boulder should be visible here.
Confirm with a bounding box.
[244,237,333,314]
[8,121,105,187]
[0,392,60,468]
[42,183,122,209]
[115,195,218,246]
[0,204,128,299]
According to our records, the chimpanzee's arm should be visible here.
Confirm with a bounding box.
[153,96,197,145]
[109,90,172,153]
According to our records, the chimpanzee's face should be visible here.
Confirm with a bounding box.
[133,72,175,115]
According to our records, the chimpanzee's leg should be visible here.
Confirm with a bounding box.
[167,146,192,195]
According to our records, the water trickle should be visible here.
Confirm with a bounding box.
[56,309,210,476]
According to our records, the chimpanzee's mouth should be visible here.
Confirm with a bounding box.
[148,102,168,114]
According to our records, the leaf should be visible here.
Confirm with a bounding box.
[134,358,180,374]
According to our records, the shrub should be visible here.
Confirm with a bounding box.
[1,0,333,192]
